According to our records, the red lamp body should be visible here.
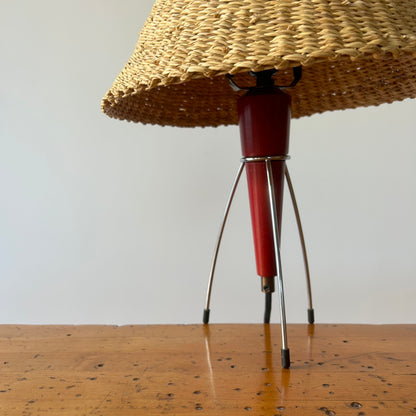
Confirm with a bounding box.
[237,89,291,279]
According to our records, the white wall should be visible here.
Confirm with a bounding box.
[1,0,415,325]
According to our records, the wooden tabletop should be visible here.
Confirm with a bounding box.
[0,324,415,415]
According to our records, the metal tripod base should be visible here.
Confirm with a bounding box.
[203,160,314,368]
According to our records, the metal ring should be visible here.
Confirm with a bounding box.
[241,155,291,163]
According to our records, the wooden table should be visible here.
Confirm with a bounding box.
[0,324,415,415]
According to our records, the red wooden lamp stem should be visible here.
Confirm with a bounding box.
[238,87,291,290]
[238,77,292,368]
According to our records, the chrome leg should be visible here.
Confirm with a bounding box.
[284,167,315,324]
[265,159,290,368]
[203,162,245,324]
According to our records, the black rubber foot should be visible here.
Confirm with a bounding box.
[281,348,291,369]
[264,293,272,324]
[308,308,315,324]
[203,309,210,324]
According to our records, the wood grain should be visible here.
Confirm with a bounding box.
[0,324,415,415]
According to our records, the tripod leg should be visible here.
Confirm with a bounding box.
[285,167,315,324]
[265,159,290,368]
[203,162,245,324]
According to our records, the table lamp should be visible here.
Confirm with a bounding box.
[101,0,416,368]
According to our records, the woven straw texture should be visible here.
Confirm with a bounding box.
[102,0,416,127]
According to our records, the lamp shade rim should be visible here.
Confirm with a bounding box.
[102,0,416,127]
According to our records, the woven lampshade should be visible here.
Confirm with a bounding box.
[102,0,416,127]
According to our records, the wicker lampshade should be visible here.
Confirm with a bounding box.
[101,0,416,127]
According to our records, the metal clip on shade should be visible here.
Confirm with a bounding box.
[227,66,303,92]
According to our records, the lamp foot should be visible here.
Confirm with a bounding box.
[203,309,210,324]
[281,348,291,369]
[308,308,315,324]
